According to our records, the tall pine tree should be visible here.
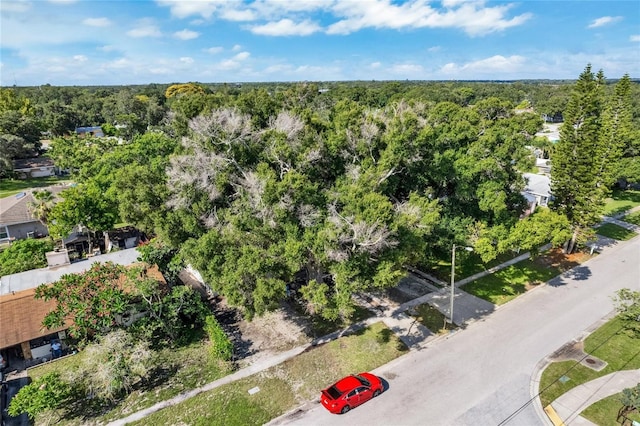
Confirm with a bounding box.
[551,66,631,252]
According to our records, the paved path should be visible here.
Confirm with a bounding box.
[551,369,640,425]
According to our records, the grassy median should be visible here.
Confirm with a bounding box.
[539,316,640,408]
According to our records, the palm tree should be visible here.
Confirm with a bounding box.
[29,189,55,225]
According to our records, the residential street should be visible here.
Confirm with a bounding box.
[279,237,640,426]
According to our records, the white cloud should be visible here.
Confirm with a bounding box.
[390,63,424,75]
[249,18,321,36]
[232,44,242,51]
[221,8,257,21]
[264,63,292,73]
[180,57,194,64]
[217,50,250,70]
[127,20,162,38]
[156,0,224,19]
[630,35,640,42]
[219,59,242,70]
[106,58,132,69]
[588,16,623,28]
[370,62,381,69]
[441,0,467,7]
[48,0,77,4]
[83,17,112,27]
[428,46,441,53]
[441,55,526,75]
[327,0,531,36]
[73,55,87,62]
[98,45,116,52]
[233,51,250,60]
[204,46,224,54]
[174,29,200,40]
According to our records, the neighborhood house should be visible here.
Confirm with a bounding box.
[12,157,56,179]
[0,248,162,364]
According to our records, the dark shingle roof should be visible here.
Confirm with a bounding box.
[12,157,55,170]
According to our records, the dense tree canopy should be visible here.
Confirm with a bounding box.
[4,73,639,321]
[172,98,541,319]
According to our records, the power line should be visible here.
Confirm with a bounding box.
[498,323,639,425]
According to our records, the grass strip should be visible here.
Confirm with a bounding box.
[461,259,559,305]
[581,392,640,425]
[622,210,640,226]
[131,322,408,425]
[603,189,640,216]
[538,316,640,408]
[596,223,636,241]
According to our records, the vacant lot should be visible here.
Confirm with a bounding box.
[131,322,408,426]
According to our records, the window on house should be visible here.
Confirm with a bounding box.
[26,231,35,238]
[0,226,9,240]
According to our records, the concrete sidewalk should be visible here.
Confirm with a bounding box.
[550,369,640,425]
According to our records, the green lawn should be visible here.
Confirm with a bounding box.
[623,210,640,226]
[461,259,560,305]
[0,176,72,198]
[410,303,454,333]
[595,223,637,241]
[603,189,640,216]
[130,322,408,426]
[29,336,235,425]
[427,251,522,285]
[581,393,640,426]
[538,316,640,408]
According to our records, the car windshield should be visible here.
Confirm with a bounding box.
[326,385,342,400]
[355,375,371,387]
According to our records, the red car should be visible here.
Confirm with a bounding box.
[320,372,383,414]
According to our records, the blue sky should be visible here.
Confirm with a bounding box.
[1,0,638,86]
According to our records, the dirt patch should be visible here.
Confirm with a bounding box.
[534,248,594,272]
[212,300,313,368]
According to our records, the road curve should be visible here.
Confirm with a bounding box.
[279,236,640,426]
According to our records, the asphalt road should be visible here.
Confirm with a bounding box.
[280,237,640,426]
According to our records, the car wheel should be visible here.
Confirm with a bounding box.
[373,389,381,397]
[341,405,350,414]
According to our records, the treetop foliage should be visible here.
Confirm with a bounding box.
[4,71,638,320]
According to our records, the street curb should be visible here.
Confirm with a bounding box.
[543,405,566,426]
[529,309,619,426]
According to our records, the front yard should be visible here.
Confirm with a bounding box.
[28,334,235,424]
[0,176,72,198]
[130,322,408,425]
[462,249,593,305]
[603,188,640,216]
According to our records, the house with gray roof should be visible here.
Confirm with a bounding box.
[522,173,552,214]
[0,185,67,243]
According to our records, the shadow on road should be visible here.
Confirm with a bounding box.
[548,265,592,287]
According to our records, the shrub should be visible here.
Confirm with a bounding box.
[8,372,71,419]
[0,238,54,275]
[204,315,233,361]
